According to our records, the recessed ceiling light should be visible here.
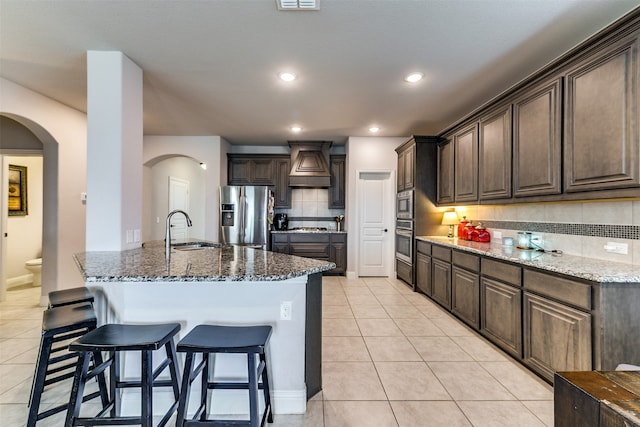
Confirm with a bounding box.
[291,126,302,132]
[404,72,424,83]
[369,126,380,133]
[279,72,297,82]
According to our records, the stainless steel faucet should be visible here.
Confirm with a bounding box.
[165,209,193,256]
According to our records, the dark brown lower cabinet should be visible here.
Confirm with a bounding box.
[523,292,592,382]
[480,277,522,358]
[451,266,479,329]
[431,258,451,310]
[416,252,432,296]
[396,259,413,287]
[271,232,347,276]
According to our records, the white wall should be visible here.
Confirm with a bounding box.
[0,77,87,297]
[6,155,42,282]
[346,136,407,277]
[147,157,206,240]
[143,136,229,243]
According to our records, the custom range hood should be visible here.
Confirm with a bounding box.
[288,141,332,187]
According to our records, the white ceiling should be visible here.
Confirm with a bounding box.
[2,0,639,145]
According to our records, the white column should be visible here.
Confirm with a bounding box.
[86,51,143,251]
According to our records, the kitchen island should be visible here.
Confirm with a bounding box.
[415,236,640,382]
[74,241,335,416]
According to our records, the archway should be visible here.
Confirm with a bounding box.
[0,113,58,304]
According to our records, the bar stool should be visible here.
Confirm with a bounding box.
[49,287,95,308]
[65,322,182,427]
[27,303,108,427]
[176,325,273,427]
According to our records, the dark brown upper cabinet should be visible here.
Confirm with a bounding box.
[564,33,640,192]
[437,138,454,204]
[396,140,415,192]
[513,78,563,197]
[329,155,346,209]
[453,124,479,203]
[479,105,512,200]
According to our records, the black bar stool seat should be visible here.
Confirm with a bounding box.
[27,303,108,427]
[49,287,95,308]
[65,322,182,427]
[176,324,273,427]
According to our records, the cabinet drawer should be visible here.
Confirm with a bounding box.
[523,269,591,310]
[272,234,289,243]
[290,234,330,243]
[452,250,479,272]
[481,258,521,286]
[432,245,451,262]
[416,240,431,255]
[289,243,330,259]
[331,233,347,244]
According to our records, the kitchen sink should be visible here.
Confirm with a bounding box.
[172,242,224,251]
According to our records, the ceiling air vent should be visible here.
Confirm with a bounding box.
[277,0,320,11]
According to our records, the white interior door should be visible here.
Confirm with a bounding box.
[169,176,190,240]
[358,171,393,277]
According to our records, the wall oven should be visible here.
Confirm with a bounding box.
[395,220,413,264]
[396,190,414,219]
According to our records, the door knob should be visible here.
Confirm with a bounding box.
[383,229,388,232]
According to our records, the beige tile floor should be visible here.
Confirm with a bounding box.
[0,277,554,426]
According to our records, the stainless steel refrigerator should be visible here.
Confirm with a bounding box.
[219,186,272,249]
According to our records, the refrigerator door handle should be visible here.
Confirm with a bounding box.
[239,193,246,241]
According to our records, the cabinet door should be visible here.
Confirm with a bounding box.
[329,155,346,209]
[454,124,479,202]
[397,150,406,192]
[396,259,413,286]
[416,252,432,296]
[523,292,592,382]
[479,105,512,200]
[252,159,275,185]
[431,258,452,310]
[271,243,289,254]
[451,267,480,328]
[274,157,291,208]
[513,78,562,197]
[328,238,347,275]
[481,277,522,358]
[228,158,252,184]
[564,34,640,192]
[437,139,455,204]
[403,143,415,189]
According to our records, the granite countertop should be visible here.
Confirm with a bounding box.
[416,236,640,283]
[74,240,336,282]
[271,229,347,234]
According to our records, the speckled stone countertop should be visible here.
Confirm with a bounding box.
[416,236,640,283]
[271,230,347,234]
[74,240,336,282]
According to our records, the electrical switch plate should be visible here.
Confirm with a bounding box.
[280,301,292,320]
[80,192,87,201]
[604,242,628,254]
[493,231,502,239]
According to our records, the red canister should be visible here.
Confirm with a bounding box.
[457,216,469,239]
[472,223,491,242]
[463,221,476,241]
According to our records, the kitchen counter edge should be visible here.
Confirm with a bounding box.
[416,236,640,283]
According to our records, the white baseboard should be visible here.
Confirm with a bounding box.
[7,274,33,289]
[346,271,357,279]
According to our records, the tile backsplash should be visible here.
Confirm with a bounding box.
[277,188,345,230]
[453,200,640,265]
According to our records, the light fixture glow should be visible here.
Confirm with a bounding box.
[291,126,302,132]
[369,126,380,133]
[200,162,207,170]
[279,72,297,82]
[404,72,424,83]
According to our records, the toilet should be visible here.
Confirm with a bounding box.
[25,258,42,287]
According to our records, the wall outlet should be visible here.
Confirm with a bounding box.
[126,230,134,244]
[604,242,628,254]
[280,301,292,320]
[134,229,141,243]
[493,231,502,239]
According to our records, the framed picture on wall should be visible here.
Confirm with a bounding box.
[8,164,28,216]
